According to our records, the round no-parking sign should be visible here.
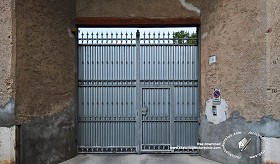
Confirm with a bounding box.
[213,90,220,98]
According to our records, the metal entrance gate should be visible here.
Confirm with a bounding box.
[77,30,199,154]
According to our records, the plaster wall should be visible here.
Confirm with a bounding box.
[76,0,199,18]
[266,0,280,121]
[0,0,14,106]
[199,0,280,163]
[0,126,15,163]
[0,0,16,163]
[200,0,268,120]
[15,0,76,163]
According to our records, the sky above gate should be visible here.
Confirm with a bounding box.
[78,27,197,38]
[78,27,197,44]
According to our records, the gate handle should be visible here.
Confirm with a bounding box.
[142,106,148,116]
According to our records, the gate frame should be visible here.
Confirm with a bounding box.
[75,17,201,154]
[140,86,175,154]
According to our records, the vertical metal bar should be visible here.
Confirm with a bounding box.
[170,86,175,147]
[154,89,157,143]
[135,30,141,154]
[197,26,201,121]
[89,45,92,146]
[112,87,115,147]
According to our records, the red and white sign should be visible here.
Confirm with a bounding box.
[213,88,221,105]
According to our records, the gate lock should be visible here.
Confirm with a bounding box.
[142,106,148,116]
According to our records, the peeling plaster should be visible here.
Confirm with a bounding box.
[205,99,228,124]
[67,27,74,38]
[202,32,208,39]
[0,100,15,127]
[178,0,200,14]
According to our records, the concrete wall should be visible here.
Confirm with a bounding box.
[0,0,16,163]
[15,0,76,163]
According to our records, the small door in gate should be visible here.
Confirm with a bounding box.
[141,88,172,152]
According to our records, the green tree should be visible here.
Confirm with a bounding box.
[173,30,197,45]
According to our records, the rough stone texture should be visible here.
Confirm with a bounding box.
[76,0,199,19]
[15,0,76,163]
[0,126,15,163]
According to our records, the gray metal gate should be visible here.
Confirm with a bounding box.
[77,29,199,154]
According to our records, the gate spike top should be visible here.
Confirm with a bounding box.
[143,32,146,44]
[167,32,170,43]
[96,32,99,44]
[91,32,94,44]
[106,32,108,43]
[130,32,133,43]
[153,32,156,44]
[125,32,128,43]
[81,32,84,44]
[86,32,89,44]
[120,32,123,44]
[101,32,103,43]
[158,32,160,43]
